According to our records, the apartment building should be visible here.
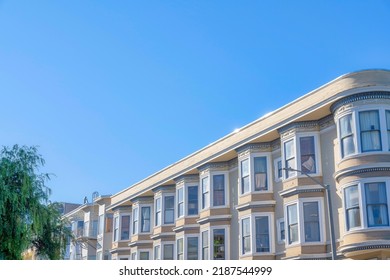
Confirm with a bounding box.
[67,69,390,260]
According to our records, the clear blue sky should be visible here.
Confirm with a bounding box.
[1,1,390,204]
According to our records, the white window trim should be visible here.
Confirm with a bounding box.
[153,244,161,260]
[154,195,162,227]
[132,207,139,236]
[342,177,390,232]
[113,214,119,242]
[176,235,184,260]
[200,175,210,210]
[200,229,209,260]
[284,198,326,247]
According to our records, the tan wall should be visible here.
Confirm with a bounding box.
[199,208,231,219]
[283,176,324,190]
[342,229,390,246]
[238,193,274,204]
[131,234,151,243]
[175,217,198,228]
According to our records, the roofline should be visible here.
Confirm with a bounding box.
[109,69,390,208]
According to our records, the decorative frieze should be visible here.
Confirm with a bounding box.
[236,142,272,159]
[330,91,390,114]
[278,121,319,139]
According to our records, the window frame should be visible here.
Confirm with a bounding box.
[162,242,175,260]
[211,173,228,207]
[201,176,210,210]
[163,194,175,225]
[155,196,162,227]
[177,187,184,218]
[187,185,199,216]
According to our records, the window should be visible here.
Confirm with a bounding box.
[242,218,251,254]
[201,177,209,209]
[300,136,316,173]
[121,215,130,240]
[131,252,137,260]
[213,174,225,206]
[163,244,174,260]
[287,204,298,244]
[255,216,270,252]
[359,110,382,152]
[241,159,250,194]
[98,214,104,235]
[113,217,119,241]
[277,218,285,243]
[154,245,161,260]
[188,186,198,215]
[139,251,149,260]
[164,196,174,224]
[177,238,184,260]
[340,114,355,157]
[365,182,388,227]
[284,140,295,178]
[155,197,161,227]
[132,208,138,235]
[84,221,89,237]
[275,158,282,181]
[213,229,225,259]
[387,111,390,150]
[345,185,361,230]
[187,236,199,260]
[141,206,151,232]
[177,188,184,218]
[303,202,320,242]
[254,157,268,191]
[202,230,209,260]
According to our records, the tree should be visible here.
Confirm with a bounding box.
[0,145,71,260]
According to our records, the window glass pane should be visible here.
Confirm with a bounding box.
[386,110,390,150]
[365,182,388,227]
[242,218,251,254]
[177,188,184,217]
[202,177,209,209]
[280,221,285,241]
[188,186,199,215]
[139,252,149,260]
[284,140,295,178]
[340,114,355,157]
[255,217,270,252]
[154,245,160,260]
[187,237,199,260]
[202,230,209,260]
[277,160,283,179]
[345,185,361,230]
[254,157,267,191]
[213,174,225,206]
[121,215,130,240]
[163,244,174,260]
[300,136,316,173]
[177,239,184,260]
[164,196,174,224]
[359,110,382,152]
[155,197,161,226]
[213,229,225,259]
[132,208,138,235]
[141,207,151,232]
[113,217,119,241]
[303,202,320,242]
[287,204,298,244]
[241,159,250,194]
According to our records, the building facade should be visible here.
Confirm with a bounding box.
[66,69,390,260]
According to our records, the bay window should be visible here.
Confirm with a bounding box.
[303,202,320,242]
[132,208,138,235]
[255,216,270,252]
[287,204,298,244]
[241,218,251,255]
[344,180,390,231]
[300,136,316,174]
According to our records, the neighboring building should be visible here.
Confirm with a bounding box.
[63,195,111,260]
[67,69,390,260]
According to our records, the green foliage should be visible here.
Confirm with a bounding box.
[0,145,71,260]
